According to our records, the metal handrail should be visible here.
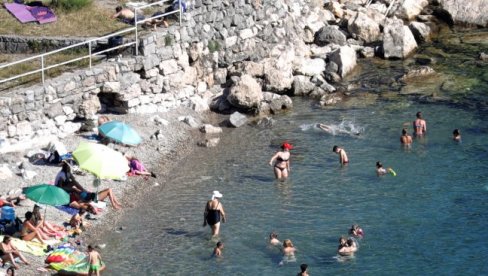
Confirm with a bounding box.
[0,0,184,86]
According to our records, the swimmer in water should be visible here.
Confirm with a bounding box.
[318,123,361,136]
[453,129,461,142]
[297,263,309,276]
[376,161,387,176]
[413,111,427,136]
[283,239,296,257]
[337,237,358,256]
[333,145,349,165]
[349,224,364,239]
[213,241,224,257]
[269,232,281,246]
[269,142,293,180]
[400,128,413,145]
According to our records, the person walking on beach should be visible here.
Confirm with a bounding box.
[413,111,427,136]
[400,128,413,145]
[333,145,349,165]
[213,241,224,257]
[88,245,103,276]
[269,142,293,180]
[203,191,226,237]
[297,263,309,276]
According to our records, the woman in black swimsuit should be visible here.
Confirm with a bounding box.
[269,142,293,180]
[203,191,226,237]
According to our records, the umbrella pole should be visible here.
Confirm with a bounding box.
[43,205,47,228]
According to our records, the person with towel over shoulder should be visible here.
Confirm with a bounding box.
[203,191,226,237]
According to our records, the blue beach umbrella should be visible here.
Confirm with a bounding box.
[98,121,142,145]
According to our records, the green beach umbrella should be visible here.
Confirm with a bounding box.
[23,184,70,206]
[72,142,129,179]
[98,121,142,146]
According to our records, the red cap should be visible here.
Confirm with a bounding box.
[282,142,293,150]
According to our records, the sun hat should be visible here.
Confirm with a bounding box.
[211,191,223,200]
[281,142,293,150]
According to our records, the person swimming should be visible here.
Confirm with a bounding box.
[349,224,364,238]
[376,161,387,176]
[280,239,297,265]
[400,128,413,145]
[337,237,358,256]
[453,129,461,142]
[318,123,361,136]
[269,232,281,246]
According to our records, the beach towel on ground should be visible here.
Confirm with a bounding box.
[0,235,59,256]
[27,5,57,24]
[56,205,79,216]
[4,3,36,23]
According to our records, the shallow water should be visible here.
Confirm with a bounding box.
[98,30,488,275]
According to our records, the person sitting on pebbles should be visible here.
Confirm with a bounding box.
[125,154,157,178]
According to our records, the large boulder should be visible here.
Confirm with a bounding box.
[329,46,357,78]
[438,0,488,26]
[293,58,326,77]
[292,75,316,96]
[228,112,248,128]
[409,22,431,43]
[264,68,294,93]
[383,18,418,59]
[347,12,381,43]
[394,0,428,20]
[227,74,263,110]
[314,26,347,46]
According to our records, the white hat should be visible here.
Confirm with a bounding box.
[211,191,223,200]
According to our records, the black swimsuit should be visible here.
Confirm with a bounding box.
[206,202,221,226]
[275,156,289,171]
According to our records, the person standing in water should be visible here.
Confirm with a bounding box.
[269,142,293,180]
[413,111,427,136]
[453,129,461,142]
[333,145,349,165]
[400,128,413,145]
[203,191,226,237]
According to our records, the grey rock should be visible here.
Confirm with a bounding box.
[292,75,315,96]
[294,58,326,77]
[45,102,64,119]
[383,18,418,59]
[227,74,263,110]
[400,66,436,81]
[180,116,199,128]
[228,112,248,128]
[394,0,429,20]
[256,117,275,128]
[0,164,14,180]
[329,46,357,78]
[409,22,431,43]
[199,124,223,134]
[197,137,220,147]
[347,12,380,43]
[314,26,347,46]
[320,93,344,106]
[479,52,488,61]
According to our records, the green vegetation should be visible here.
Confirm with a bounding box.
[165,35,173,46]
[53,0,93,12]
[0,2,126,37]
[207,40,221,53]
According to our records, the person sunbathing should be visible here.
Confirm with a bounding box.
[21,212,49,244]
[0,193,26,207]
[125,154,156,178]
[69,188,122,211]
[0,236,30,270]
[32,205,66,239]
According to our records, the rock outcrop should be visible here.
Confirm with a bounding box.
[227,75,263,110]
[383,18,418,59]
[438,0,488,26]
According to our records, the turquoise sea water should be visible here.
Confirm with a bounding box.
[99,30,488,275]
[99,97,488,275]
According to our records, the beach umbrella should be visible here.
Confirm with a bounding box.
[98,121,142,146]
[72,142,129,180]
[23,184,70,206]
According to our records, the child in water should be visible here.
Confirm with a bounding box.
[349,224,364,238]
[269,232,280,246]
[453,129,461,142]
[213,241,224,257]
[87,245,102,276]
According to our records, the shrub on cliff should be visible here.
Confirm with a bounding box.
[53,0,93,12]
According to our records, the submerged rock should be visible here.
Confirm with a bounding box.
[228,112,248,128]
[400,66,436,81]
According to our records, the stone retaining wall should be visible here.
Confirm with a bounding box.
[0,35,99,54]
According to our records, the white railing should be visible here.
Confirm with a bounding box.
[0,0,184,86]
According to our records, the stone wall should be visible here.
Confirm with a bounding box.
[0,35,99,54]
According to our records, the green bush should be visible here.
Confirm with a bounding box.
[208,40,221,53]
[53,0,93,12]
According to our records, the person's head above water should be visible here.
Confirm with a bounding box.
[300,263,308,273]
[283,239,293,248]
[416,111,422,119]
[281,142,293,151]
[402,128,408,135]
[270,232,278,239]
[333,145,339,152]
[211,191,223,200]
[376,161,383,168]
[216,241,223,248]
[453,129,460,136]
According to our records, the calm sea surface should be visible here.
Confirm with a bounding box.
[99,30,488,275]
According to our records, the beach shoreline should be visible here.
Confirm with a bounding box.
[0,107,220,275]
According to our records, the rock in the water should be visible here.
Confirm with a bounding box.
[347,12,380,43]
[400,66,436,81]
[227,74,263,110]
[314,26,347,46]
[292,75,316,96]
[256,117,275,128]
[259,92,293,115]
[409,22,431,43]
[320,93,344,106]
[329,46,357,78]
[383,18,418,59]
[197,138,220,148]
[359,46,375,58]
[199,124,223,134]
[228,112,248,128]
[479,52,488,61]
[438,0,488,26]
